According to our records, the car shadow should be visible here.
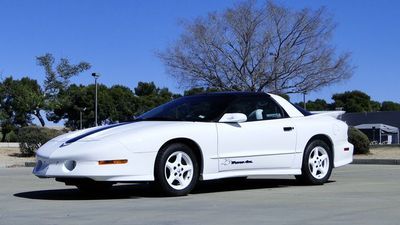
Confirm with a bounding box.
[14,178,336,201]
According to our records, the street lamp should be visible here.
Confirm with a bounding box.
[79,107,87,130]
[91,73,100,127]
[303,91,307,110]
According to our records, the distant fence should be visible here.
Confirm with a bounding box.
[0,142,19,148]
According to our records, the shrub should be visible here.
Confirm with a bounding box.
[0,130,18,142]
[5,130,18,142]
[348,126,370,154]
[18,126,65,157]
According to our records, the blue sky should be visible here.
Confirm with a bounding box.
[1,0,399,104]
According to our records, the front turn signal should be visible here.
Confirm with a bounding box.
[98,159,128,165]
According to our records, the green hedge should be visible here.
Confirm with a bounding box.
[348,126,370,154]
[0,130,18,142]
[18,126,65,157]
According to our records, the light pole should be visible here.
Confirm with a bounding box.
[303,91,307,110]
[79,107,86,130]
[92,73,100,127]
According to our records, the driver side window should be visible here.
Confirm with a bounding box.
[225,96,285,122]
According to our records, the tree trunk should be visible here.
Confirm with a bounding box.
[1,131,6,142]
[35,109,46,127]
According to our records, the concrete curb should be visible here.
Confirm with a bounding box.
[352,159,400,165]
[25,162,36,167]
[0,142,20,148]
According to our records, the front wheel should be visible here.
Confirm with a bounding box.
[296,140,333,185]
[154,143,199,196]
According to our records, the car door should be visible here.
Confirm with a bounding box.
[217,95,297,171]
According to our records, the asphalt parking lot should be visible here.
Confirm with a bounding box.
[1,165,399,225]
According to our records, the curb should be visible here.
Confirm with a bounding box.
[0,142,20,148]
[352,159,400,165]
[25,162,36,167]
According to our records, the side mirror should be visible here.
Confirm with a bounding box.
[219,113,247,123]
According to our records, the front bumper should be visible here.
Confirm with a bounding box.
[33,140,157,182]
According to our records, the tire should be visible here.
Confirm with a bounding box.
[76,181,113,193]
[296,140,333,185]
[154,143,199,196]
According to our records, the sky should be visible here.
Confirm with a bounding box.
[1,0,400,105]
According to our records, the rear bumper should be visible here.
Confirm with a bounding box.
[334,141,354,168]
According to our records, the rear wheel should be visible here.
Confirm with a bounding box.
[296,140,333,185]
[154,143,199,196]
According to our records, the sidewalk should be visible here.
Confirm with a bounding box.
[0,147,35,168]
[352,146,400,165]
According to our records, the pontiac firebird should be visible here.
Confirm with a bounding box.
[33,92,353,196]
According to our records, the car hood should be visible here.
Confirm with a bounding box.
[37,121,192,159]
[52,121,182,144]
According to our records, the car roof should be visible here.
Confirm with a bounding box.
[189,91,270,97]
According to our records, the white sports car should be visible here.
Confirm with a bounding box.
[33,92,353,196]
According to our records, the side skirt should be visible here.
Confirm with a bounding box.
[201,169,302,180]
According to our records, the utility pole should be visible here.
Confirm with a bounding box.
[80,110,82,130]
[79,107,86,130]
[91,73,100,127]
[303,92,307,110]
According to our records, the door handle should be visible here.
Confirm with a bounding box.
[283,127,294,131]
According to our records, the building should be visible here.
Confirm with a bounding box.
[341,111,400,144]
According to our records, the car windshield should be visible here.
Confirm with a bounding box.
[136,95,236,122]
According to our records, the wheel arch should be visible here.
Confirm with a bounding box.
[305,134,334,160]
[158,138,204,176]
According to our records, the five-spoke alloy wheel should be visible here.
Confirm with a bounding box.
[165,151,194,190]
[296,139,333,185]
[155,143,199,196]
[308,146,330,179]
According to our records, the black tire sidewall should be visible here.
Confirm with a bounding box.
[300,140,333,185]
[154,143,199,196]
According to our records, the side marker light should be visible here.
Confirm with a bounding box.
[98,159,128,165]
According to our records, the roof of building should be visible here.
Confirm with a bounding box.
[355,123,399,133]
[342,111,400,132]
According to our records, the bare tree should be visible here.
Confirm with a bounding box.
[158,0,353,94]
